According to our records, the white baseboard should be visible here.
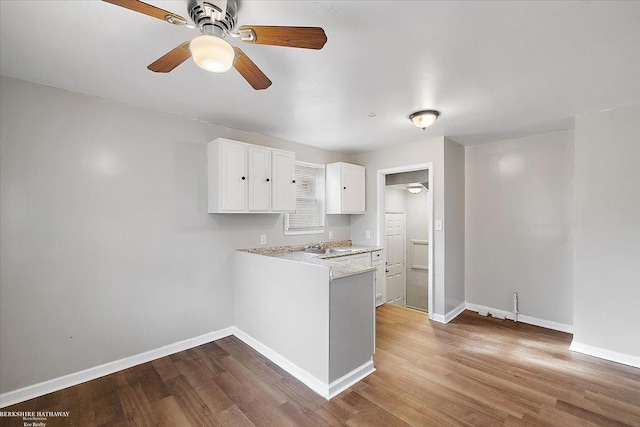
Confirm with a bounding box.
[431,313,445,323]
[465,302,574,334]
[1,325,376,408]
[569,341,640,368]
[232,327,374,400]
[431,302,466,324]
[445,302,466,323]
[0,327,234,409]
[231,327,329,398]
[328,359,375,400]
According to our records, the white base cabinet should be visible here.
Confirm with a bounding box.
[326,162,366,214]
[330,252,372,268]
[332,250,384,305]
[234,251,375,399]
[208,138,296,213]
[371,250,385,306]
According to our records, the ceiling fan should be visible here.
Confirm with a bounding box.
[103,0,328,90]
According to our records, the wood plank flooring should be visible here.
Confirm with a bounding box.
[2,305,639,426]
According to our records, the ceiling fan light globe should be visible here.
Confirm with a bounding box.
[190,35,234,73]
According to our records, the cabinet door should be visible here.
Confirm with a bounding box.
[350,253,372,268]
[248,146,271,212]
[372,259,385,306]
[271,150,296,212]
[341,164,365,213]
[332,256,352,266]
[220,141,247,211]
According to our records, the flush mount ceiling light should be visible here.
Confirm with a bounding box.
[409,110,440,130]
[190,34,235,73]
[407,183,424,194]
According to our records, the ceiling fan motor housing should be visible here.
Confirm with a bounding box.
[189,0,238,35]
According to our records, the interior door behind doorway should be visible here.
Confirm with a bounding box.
[385,212,406,305]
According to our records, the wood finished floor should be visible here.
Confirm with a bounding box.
[3,305,640,426]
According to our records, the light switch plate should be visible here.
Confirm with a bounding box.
[260,234,267,245]
[366,230,371,239]
[328,231,334,240]
[435,220,443,231]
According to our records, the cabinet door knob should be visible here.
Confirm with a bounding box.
[266,178,270,182]
[242,176,246,180]
[343,186,346,190]
[292,180,296,183]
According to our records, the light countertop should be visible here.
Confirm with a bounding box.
[238,240,382,279]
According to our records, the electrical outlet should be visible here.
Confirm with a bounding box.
[260,234,267,245]
[366,230,371,239]
[435,220,443,231]
[328,230,334,240]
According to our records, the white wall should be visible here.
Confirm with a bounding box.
[350,137,449,316]
[573,106,640,364]
[233,252,330,384]
[465,130,574,327]
[444,138,465,312]
[0,76,350,394]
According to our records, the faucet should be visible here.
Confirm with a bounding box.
[306,241,323,250]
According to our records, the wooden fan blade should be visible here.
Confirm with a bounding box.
[103,0,188,25]
[233,48,272,90]
[148,42,192,73]
[239,26,327,50]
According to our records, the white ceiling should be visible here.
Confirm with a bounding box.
[1,1,639,154]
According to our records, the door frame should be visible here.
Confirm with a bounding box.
[377,163,434,319]
[384,210,407,306]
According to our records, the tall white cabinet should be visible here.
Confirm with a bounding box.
[247,145,271,212]
[208,138,296,213]
[271,149,297,212]
[325,162,366,214]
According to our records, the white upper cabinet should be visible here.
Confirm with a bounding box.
[208,138,296,213]
[326,162,366,214]
[217,140,247,212]
[271,149,296,212]
[248,145,271,212]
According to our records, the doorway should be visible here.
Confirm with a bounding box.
[385,212,405,306]
[377,164,434,318]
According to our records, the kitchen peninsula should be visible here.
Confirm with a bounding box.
[233,241,379,399]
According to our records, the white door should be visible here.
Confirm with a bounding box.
[385,213,406,305]
[248,146,271,211]
[341,164,365,213]
[271,150,296,212]
[220,141,247,211]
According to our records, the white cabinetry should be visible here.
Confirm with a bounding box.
[248,145,271,211]
[217,140,247,212]
[271,149,296,212]
[330,252,372,268]
[326,162,365,214]
[208,138,296,213]
[350,252,372,268]
[371,250,385,306]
